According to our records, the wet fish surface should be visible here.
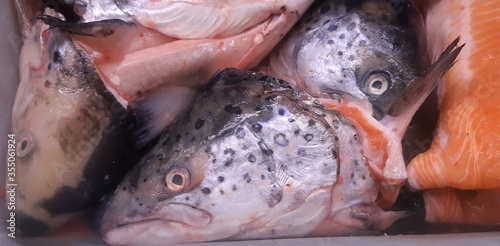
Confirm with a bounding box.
[261,0,462,206]
[10,11,138,236]
[96,68,404,245]
[43,0,315,148]
[265,0,427,117]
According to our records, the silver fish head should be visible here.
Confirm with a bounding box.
[264,0,462,205]
[267,0,430,120]
[98,68,405,245]
[11,13,133,236]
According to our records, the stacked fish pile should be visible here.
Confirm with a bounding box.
[3,0,498,245]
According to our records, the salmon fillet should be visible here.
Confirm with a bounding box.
[407,0,500,190]
[424,188,500,224]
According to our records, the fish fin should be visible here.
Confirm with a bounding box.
[35,15,137,58]
[130,85,197,149]
[387,37,464,117]
[411,0,432,70]
[35,15,133,37]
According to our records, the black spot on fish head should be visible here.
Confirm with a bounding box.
[224,104,242,114]
[195,119,205,129]
[224,148,235,156]
[258,141,273,156]
[346,22,357,31]
[267,185,283,207]
[53,51,62,63]
[278,108,286,116]
[235,127,246,139]
[274,133,289,146]
[201,187,211,195]
[328,23,338,32]
[308,119,316,127]
[252,123,263,133]
[298,148,306,156]
[224,158,233,167]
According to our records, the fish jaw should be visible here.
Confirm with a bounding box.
[102,203,212,245]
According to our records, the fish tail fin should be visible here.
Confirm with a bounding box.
[130,85,197,149]
[388,37,464,117]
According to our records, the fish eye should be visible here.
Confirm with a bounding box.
[17,131,36,158]
[165,166,190,192]
[364,72,391,96]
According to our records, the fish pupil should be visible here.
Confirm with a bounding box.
[21,140,28,150]
[172,174,183,185]
[372,80,383,89]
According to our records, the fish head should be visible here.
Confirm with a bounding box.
[264,0,462,206]
[274,0,425,121]
[11,17,82,235]
[98,68,352,244]
[11,13,133,236]
[98,143,280,245]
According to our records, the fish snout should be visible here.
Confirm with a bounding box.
[98,201,213,245]
[98,199,212,235]
[152,203,211,228]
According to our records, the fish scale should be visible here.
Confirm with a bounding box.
[97,68,403,245]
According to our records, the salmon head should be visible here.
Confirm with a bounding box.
[96,68,405,245]
[262,0,462,205]
[49,0,316,104]
[10,9,136,236]
[46,0,316,147]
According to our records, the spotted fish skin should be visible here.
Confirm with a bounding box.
[265,0,426,120]
[97,68,404,245]
[262,0,462,207]
[11,12,137,237]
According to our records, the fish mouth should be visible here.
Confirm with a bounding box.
[101,203,212,245]
[110,203,212,230]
